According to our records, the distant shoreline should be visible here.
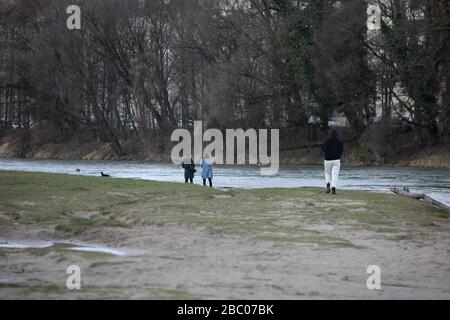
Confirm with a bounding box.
[1,130,450,169]
[1,151,450,170]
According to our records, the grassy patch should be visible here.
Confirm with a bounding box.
[255,234,359,249]
[55,217,129,235]
[1,171,448,249]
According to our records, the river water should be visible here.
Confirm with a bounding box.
[0,158,449,206]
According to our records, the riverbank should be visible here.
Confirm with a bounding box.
[280,144,450,169]
[1,129,450,169]
[1,171,449,299]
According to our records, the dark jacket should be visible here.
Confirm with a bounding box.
[182,160,196,179]
[321,138,343,161]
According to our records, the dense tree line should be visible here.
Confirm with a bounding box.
[0,0,448,156]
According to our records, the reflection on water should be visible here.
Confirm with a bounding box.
[0,158,449,206]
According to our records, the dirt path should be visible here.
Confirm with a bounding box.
[1,219,449,299]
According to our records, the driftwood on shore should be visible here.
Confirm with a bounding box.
[390,187,450,211]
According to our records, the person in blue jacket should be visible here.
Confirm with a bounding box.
[200,153,214,188]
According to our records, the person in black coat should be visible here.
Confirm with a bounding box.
[182,157,196,184]
[321,129,344,195]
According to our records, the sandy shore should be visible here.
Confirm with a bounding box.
[0,172,449,299]
[2,218,450,299]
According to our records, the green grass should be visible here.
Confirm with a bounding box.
[0,171,448,248]
[55,217,129,235]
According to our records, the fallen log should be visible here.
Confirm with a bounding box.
[390,187,450,211]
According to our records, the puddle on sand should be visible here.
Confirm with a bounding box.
[67,246,127,256]
[0,240,130,256]
[0,241,53,249]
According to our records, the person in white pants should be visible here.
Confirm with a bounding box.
[324,159,341,191]
[321,129,344,194]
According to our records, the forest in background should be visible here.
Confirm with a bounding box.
[0,0,449,164]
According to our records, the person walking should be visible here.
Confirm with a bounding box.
[182,156,196,184]
[200,154,214,188]
[321,129,343,195]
